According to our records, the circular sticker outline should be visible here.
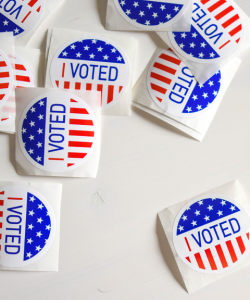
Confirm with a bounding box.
[168,0,245,64]
[173,193,250,274]
[147,49,224,118]
[0,184,56,268]
[18,90,99,173]
[113,0,191,30]
[50,35,131,111]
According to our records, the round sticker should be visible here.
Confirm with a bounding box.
[147,49,222,117]
[0,49,13,109]
[18,91,98,173]
[0,185,55,267]
[169,0,245,63]
[114,0,190,30]
[173,194,250,274]
[50,36,131,110]
[15,53,35,88]
[0,0,44,39]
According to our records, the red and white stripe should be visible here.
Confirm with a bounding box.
[200,0,243,46]
[0,60,11,105]
[21,0,43,24]
[148,52,181,103]
[14,54,35,88]
[185,232,250,271]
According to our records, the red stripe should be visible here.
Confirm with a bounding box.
[208,0,226,12]
[247,233,249,240]
[97,84,103,105]
[86,83,92,90]
[186,257,191,263]
[0,83,9,89]
[69,130,94,137]
[68,153,87,159]
[236,236,246,254]
[0,212,2,217]
[68,141,93,148]
[205,248,217,270]
[215,244,228,268]
[70,99,78,103]
[16,75,31,82]
[0,94,5,100]
[0,191,4,195]
[236,38,240,43]
[55,80,59,87]
[159,53,181,65]
[36,6,41,12]
[219,40,230,49]
[8,197,22,200]
[0,61,7,67]
[64,81,70,89]
[154,62,177,75]
[15,64,26,71]
[194,253,206,269]
[0,223,2,229]
[69,119,93,125]
[1,118,9,121]
[201,0,210,4]
[215,6,234,20]
[0,200,3,206]
[0,72,9,78]
[28,0,38,7]
[75,82,81,90]
[156,97,162,102]
[62,63,65,78]
[119,86,123,93]
[22,11,31,23]
[222,14,239,28]
[48,158,64,161]
[229,25,242,37]
[0,233,2,239]
[150,72,172,85]
[107,85,114,104]
[70,108,88,114]
[67,163,75,167]
[150,83,167,94]
[185,237,191,252]
[226,240,238,263]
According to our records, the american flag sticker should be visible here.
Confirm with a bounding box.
[169,0,245,63]
[114,0,190,30]
[0,49,13,110]
[18,91,98,173]
[15,53,35,88]
[173,194,250,274]
[147,49,222,117]
[50,37,131,110]
[0,185,55,268]
[0,0,44,39]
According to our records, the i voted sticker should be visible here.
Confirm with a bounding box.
[147,49,222,117]
[18,91,98,173]
[15,53,35,87]
[173,194,250,274]
[50,36,131,110]
[114,0,190,30]
[0,49,13,109]
[0,185,55,267]
[0,0,44,38]
[169,0,245,63]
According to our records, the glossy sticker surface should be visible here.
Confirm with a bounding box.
[50,36,131,110]
[147,49,222,117]
[173,194,250,274]
[169,0,245,63]
[114,0,190,30]
[0,185,56,267]
[18,91,98,173]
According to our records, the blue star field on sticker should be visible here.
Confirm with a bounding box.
[0,12,24,36]
[183,71,221,114]
[173,25,220,60]
[21,98,47,166]
[118,0,183,26]
[176,197,240,236]
[58,39,125,64]
[24,192,52,261]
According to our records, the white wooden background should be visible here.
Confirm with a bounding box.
[1,0,250,299]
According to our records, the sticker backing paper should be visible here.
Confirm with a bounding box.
[0,184,56,268]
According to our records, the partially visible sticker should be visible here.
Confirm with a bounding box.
[0,185,56,267]
[147,49,222,118]
[15,53,35,87]
[114,0,190,30]
[173,194,250,274]
[0,0,44,39]
[169,0,245,63]
[50,36,131,110]
[0,49,13,110]
[18,91,98,173]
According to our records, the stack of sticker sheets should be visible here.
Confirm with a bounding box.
[0,0,250,293]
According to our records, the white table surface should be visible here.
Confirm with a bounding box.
[1,0,250,299]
